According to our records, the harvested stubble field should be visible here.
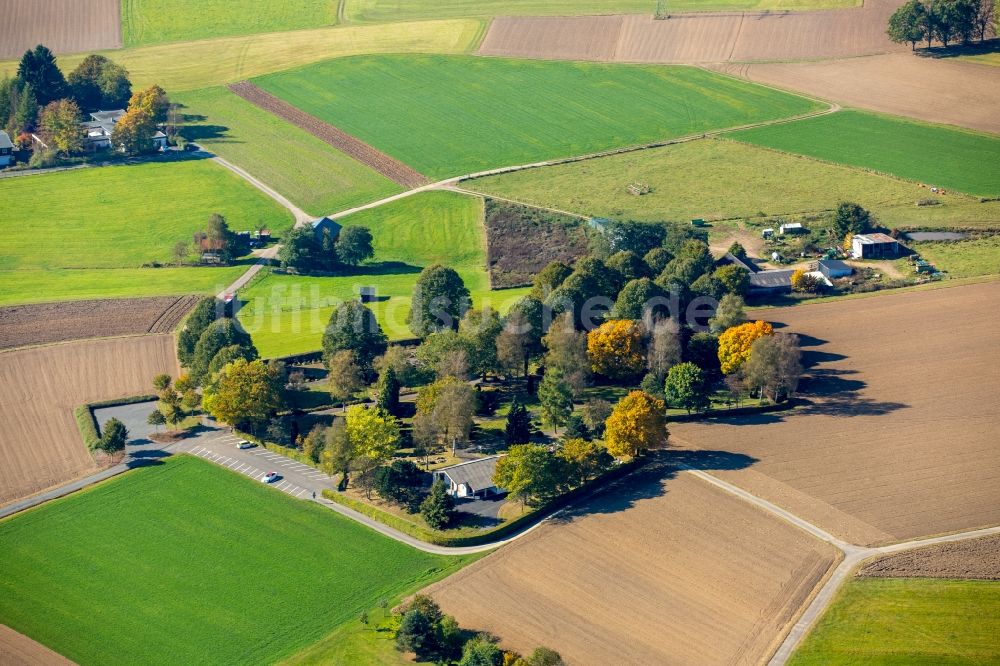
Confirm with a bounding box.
[252,54,819,179]
[479,0,902,63]
[0,0,121,59]
[671,281,1000,547]
[0,335,179,506]
[227,82,428,188]
[0,624,74,666]
[466,138,1000,229]
[858,534,1000,580]
[716,53,1000,135]
[426,466,839,665]
[0,295,199,351]
[0,19,482,92]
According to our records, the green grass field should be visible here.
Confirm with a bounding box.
[790,578,1000,665]
[253,54,821,179]
[343,0,858,22]
[731,109,1000,198]
[176,88,401,217]
[0,159,291,304]
[122,0,338,46]
[913,236,1000,278]
[0,455,472,666]
[238,191,528,357]
[0,20,482,92]
[467,137,1000,229]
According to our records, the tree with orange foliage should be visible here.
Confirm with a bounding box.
[717,320,773,375]
[39,99,82,155]
[604,391,668,459]
[586,319,646,381]
[129,84,169,123]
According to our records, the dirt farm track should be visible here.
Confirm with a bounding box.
[673,280,1000,546]
[427,469,839,665]
[0,0,122,59]
[0,335,179,506]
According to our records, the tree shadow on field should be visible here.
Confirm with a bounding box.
[549,449,757,524]
[914,39,1000,60]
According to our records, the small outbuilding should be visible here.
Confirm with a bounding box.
[0,130,13,166]
[749,269,796,294]
[432,456,504,499]
[817,259,853,279]
[779,222,804,235]
[852,233,901,259]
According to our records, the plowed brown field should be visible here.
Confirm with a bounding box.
[426,468,839,665]
[227,81,429,188]
[716,53,1000,135]
[672,281,1000,547]
[0,0,121,59]
[0,625,74,666]
[479,0,904,63]
[0,335,178,506]
[858,534,1000,579]
[0,295,199,351]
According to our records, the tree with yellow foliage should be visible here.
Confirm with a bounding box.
[586,319,646,381]
[604,391,668,459]
[790,269,821,294]
[717,320,773,375]
[129,84,169,123]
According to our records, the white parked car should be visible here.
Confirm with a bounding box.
[236,440,255,450]
[262,472,280,484]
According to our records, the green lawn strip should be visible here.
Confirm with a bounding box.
[122,0,339,47]
[0,455,473,666]
[252,54,820,179]
[175,87,401,217]
[0,266,247,306]
[789,578,1000,665]
[911,236,1000,278]
[344,0,857,22]
[237,191,530,357]
[465,137,1000,229]
[0,160,292,271]
[730,109,1000,198]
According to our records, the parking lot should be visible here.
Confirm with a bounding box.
[186,430,334,501]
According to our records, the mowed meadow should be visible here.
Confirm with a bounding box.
[237,191,529,358]
[0,456,472,666]
[731,109,1000,198]
[253,54,822,178]
[175,87,401,217]
[0,159,292,305]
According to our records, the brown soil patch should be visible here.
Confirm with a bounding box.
[717,53,1000,135]
[672,280,1000,547]
[0,0,122,59]
[0,295,199,351]
[859,534,1000,580]
[425,467,839,665]
[484,198,589,288]
[227,81,429,188]
[0,335,179,506]
[479,0,904,63]
[0,625,74,666]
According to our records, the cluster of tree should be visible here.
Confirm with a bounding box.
[279,225,374,274]
[148,373,200,431]
[717,321,803,402]
[394,595,564,666]
[888,0,995,49]
[0,45,167,159]
[186,213,247,264]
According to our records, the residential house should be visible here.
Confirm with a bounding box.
[0,130,13,167]
[852,233,901,260]
[81,109,167,152]
[432,456,504,499]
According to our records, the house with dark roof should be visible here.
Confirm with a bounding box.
[432,456,504,499]
[749,269,796,294]
[0,130,13,167]
[717,252,759,274]
[311,217,342,242]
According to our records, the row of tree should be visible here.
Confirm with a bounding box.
[888,0,995,49]
[278,225,375,274]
